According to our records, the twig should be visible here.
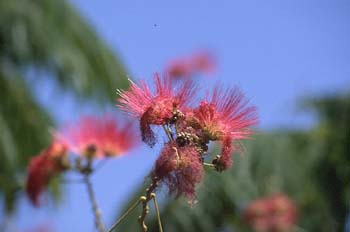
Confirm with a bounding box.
[60,178,85,184]
[93,159,109,173]
[138,181,159,232]
[84,174,106,232]
[107,180,160,232]
[162,125,173,141]
[203,162,215,167]
[107,197,143,232]
[151,193,163,232]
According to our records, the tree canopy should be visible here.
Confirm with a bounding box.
[0,0,129,213]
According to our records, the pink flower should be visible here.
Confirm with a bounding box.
[117,72,258,201]
[26,142,68,206]
[117,73,195,146]
[151,142,204,200]
[270,194,298,231]
[58,115,138,158]
[243,198,274,232]
[192,86,258,171]
[24,224,54,232]
[165,59,192,79]
[243,194,298,232]
[164,51,216,79]
[190,51,216,74]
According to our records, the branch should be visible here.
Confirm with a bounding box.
[151,193,163,232]
[107,197,143,232]
[84,174,106,232]
[107,180,162,232]
[162,125,173,141]
[138,181,159,232]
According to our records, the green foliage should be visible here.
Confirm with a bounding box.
[115,93,349,232]
[0,0,129,213]
[0,0,129,100]
[0,70,52,212]
[307,94,350,229]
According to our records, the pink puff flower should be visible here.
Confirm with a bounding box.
[151,142,204,200]
[117,73,196,147]
[165,58,192,79]
[164,51,216,79]
[243,197,274,232]
[270,194,298,231]
[26,142,68,206]
[24,224,54,232]
[192,86,258,171]
[243,194,298,232]
[190,51,216,74]
[58,115,138,158]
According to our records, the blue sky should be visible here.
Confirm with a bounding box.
[68,0,349,129]
[12,0,349,231]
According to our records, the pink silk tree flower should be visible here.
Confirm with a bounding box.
[164,51,216,79]
[26,142,68,206]
[243,197,275,232]
[98,116,138,157]
[243,194,298,232]
[151,142,204,200]
[58,115,138,158]
[117,73,196,147]
[117,73,257,201]
[269,194,298,231]
[24,224,54,232]
[164,58,192,79]
[190,51,216,74]
[192,86,258,171]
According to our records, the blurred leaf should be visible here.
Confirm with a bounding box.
[0,0,130,214]
[306,93,350,229]
[0,0,129,102]
[0,71,52,212]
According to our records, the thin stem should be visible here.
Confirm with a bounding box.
[107,181,160,232]
[151,193,163,232]
[84,174,106,232]
[203,162,215,167]
[174,121,180,136]
[61,178,85,184]
[172,146,180,163]
[93,159,109,173]
[107,197,143,232]
[162,125,173,141]
[138,181,159,232]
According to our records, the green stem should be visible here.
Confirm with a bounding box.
[151,193,163,232]
[107,197,143,232]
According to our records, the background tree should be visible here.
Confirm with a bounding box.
[0,0,128,213]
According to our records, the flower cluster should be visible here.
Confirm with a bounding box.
[118,73,257,200]
[26,115,138,206]
[26,142,68,205]
[151,142,204,199]
[243,194,298,232]
[118,73,196,147]
[164,51,215,79]
[58,115,137,158]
